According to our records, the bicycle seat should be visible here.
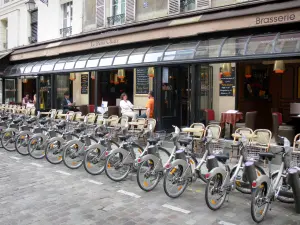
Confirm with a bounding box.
[215,154,229,164]
[13,118,22,124]
[147,138,160,145]
[119,135,131,141]
[26,117,37,124]
[259,152,275,161]
[40,118,49,125]
[1,116,8,120]
[96,131,108,138]
[178,138,192,146]
[57,122,66,129]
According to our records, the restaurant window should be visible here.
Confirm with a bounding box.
[180,0,196,12]
[244,66,270,100]
[56,75,71,109]
[136,0,167,22]
[109,0,125,26]
[83,0,96,31]
[40,76,52,111]
[61,1,73,37]
[4,79,16,103]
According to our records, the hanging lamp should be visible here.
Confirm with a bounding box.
[22,78,28,84]
[148,67,155,78]
[222,63,232,76]
[91,71,96,80]
[273,60,285,74]
[245,65,252,78]
[110,73,114,84]
[40,76,45,83]
[114,74,119,85]
[69,73,76,81]
[117,69,125,79]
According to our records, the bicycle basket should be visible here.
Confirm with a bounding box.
[209,139,225,155]
[244,145,262,161]
[291,152,300,167]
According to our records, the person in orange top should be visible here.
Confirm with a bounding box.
[140,91,154,119]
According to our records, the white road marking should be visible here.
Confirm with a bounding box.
[162,204,191,214]
[117,190,141,198]
[9,156,21,160]
[29,162,43,168]
[218,221,236,225]
[0,152,4,154]
[55,170,71,176]
[85,179,103,185]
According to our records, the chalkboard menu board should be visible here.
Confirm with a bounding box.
[219,67,236,96]
[136,68,149,94]
[81,74,89,94]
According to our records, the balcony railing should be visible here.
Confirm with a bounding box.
[28,36,37,44]
[3,43,7,49]
[60,26,72,37]
[107,14,125,27]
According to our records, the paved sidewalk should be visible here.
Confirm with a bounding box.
[0,150,299,225]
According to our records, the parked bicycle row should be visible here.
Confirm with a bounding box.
[0,108,299,223]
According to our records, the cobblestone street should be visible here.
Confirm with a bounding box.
[0,149,299,225]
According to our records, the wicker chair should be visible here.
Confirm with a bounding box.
[188,123,206,154]
[74,112,83,121]
[250,129,272,166]
[86,113,96,124]
[231,128,253,161]
[108,115,119,127]
[118,116,129,127]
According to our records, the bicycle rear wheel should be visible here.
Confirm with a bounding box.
[205,173,227,210]
[63,142,84,169]
[272,172,295,203]
[163,165,188,198]
[251,184,269,223]
[28,136,47,159]
[137,159,161,192]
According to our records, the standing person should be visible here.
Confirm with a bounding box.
[22,93,30,106]
[139,91,154,119]
[62,92,75,113]
[120,93,137,120]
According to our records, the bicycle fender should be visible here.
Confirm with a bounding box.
[65,140,84,149]
[253,175,270,189]
[206,167,227,180]
[86,143,105,153]
[31,133,48,141]
[4,128,18,133]
[18,131,33,137]
[170,159,192,178]
[47,136,65,144]
[140,154,163,172]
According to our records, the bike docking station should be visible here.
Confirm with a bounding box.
[287,167,300,213]
[244,161,258,189]
[206,155,218,171]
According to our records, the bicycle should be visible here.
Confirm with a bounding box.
[162,126,204,198]
[251,137,300,223]
[104,126,145,182]
[205,134,266,210]
[136,129,171,192]
[62,116,98,169]
[83,124,120,175]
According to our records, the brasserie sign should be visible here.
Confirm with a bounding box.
[256,13,296,25]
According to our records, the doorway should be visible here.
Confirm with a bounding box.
[22,78,36,102]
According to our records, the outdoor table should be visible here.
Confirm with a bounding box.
[232,133,257,140]
[182,127,204,133]
[133,107,146,116]
[221,111,243,139]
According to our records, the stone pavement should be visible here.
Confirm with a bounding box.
[0,149,299,225]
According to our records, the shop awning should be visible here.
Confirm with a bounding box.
[4,31,300,76]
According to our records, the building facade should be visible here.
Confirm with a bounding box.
[2,0,300,130]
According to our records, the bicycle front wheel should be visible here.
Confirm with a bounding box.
[163,165,188,198]
[63,142,84,169]
[105,151,131,182]
[205,173,227,210]
[15,134,30,155]
[137,159,161,192]
[28,136,47,159]
[1,131,16,151]
[251,184,269,223]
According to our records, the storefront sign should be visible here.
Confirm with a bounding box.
[256,14,296,25]
[219,67,235,97]
[90,38,119,47]
[81,74,88,94]
[135,68,149,94]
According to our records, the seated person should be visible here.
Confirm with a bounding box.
[120,93,137,120]
[22,93,31,106]
[62,92,76,113]
[139,91,154,119]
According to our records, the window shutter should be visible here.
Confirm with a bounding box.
[197,0,211,10]
[125,0,135,23]
[168,0,179,15]
[96,0,105,28]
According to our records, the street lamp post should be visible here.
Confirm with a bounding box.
[25,0,36,12]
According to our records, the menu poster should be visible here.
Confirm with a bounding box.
[136,68,149,94]
[219,67,235,96]
[81,74,88,94]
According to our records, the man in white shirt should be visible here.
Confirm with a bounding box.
[120,93,137,120]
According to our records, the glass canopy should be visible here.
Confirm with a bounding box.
[5,31,300,76]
